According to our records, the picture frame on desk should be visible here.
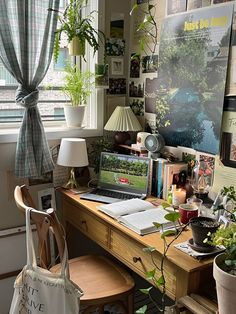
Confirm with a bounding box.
[221,132,236,168]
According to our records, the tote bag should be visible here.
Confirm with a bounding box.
[10,208,83,314]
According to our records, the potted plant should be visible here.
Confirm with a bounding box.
[49,0,100,62]
[208,186,236,314]
[189,216,220,251]
[62,63,94,127]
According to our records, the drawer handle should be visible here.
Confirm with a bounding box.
[81,220,87,224]
[133,257,141,263]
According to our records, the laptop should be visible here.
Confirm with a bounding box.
[80,152,151,203]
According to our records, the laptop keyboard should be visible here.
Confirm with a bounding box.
[93,189,139,200]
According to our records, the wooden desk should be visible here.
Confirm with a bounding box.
[60,190,214,301]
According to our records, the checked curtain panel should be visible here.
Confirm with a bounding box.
[0,0,59,178]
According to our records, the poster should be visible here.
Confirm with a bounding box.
[157,4,233,154]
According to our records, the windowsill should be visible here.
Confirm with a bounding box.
[0,125,103,143]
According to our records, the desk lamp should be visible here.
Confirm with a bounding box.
[57,138,89,191]
[104,106,142,144]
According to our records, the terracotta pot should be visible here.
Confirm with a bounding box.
[214,253,236,314]
[68,37,85,56]
[64,105,85,128]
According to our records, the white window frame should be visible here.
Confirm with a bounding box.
[0,0,105,144]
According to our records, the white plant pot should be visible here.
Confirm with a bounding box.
[64,105,85,128]
[213,253,236,314]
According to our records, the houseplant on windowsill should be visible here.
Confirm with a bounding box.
[62,63,94,128]
[207,186,236,314]
[49,0,101,62]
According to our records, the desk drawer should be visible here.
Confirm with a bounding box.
[110,230,176,298]
[63,200,109,248]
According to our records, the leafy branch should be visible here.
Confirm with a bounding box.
[136,208,189,313]
[130,0,158,58]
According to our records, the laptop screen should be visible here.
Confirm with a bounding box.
[98,152,150,195]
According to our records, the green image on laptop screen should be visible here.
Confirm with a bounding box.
[99,153,150,193]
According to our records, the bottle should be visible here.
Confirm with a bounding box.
[167,185,176,205]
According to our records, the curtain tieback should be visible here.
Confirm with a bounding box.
[16,86,39,109]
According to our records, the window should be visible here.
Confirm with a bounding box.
[0,0,104,139]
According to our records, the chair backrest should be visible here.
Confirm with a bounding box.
[14,185,65,268]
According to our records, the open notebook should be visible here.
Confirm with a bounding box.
[98,199,176,235]
[80,152,151,203]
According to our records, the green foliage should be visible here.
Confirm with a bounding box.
[156,94,171,130]
[210,186,236,273]
[136,305,148,314]
[62,63,95,106]
[137,206,183,313]
[130,0,158,57]
[89,138,113,174]
[210,223,236,270]
[49,0,102,62]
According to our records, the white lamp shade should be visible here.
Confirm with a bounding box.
[57,138,89,167]
[104,106,142,131]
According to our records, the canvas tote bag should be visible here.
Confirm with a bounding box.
[10,207,83,314]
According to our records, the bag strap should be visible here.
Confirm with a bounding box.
[26,207,70,278]
[26,207,37,267]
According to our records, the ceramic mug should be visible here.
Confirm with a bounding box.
[179,203,198,224]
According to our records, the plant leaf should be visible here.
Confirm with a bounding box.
[156,275,165,286]
[162,202,171,209]
[143,246,156,253]
[140,287,152,295]
[136,305,148,314]
[130,3,138,15]
[146,269,156,280]
[161,229,177,239]
[165,212,180,222]
[153,222,161,229]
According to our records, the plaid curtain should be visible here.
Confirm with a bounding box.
[0,0,60,178]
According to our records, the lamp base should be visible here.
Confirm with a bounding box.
[63,168,80,190]
[114,131,131,145]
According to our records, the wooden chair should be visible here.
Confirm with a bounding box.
[14,185,135,314]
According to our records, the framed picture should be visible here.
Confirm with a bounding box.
[221,132,236,168]
[38,188,56,211]
[111,58,124,75]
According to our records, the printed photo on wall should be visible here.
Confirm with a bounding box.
[110,13,124,38]
[220,96,236,167]
[145,77,159,97]
[158,4,233,154]
[111,58,124,76]
[130,54,140,78]
[129,98,144,116]
[95,63,109,89]
[129,81,144,97]
[144,112,157,133]
[145,97,156,114]
[38,188,56,211]
[187,0,211,10]
[107,78,126,95]
[196,152,215,187]
[167,0,187,15]
[142,55,158,73]
[106,38,125,56]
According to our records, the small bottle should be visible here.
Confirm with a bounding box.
[167,185,176,205]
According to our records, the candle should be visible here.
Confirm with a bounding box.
[172,189,186,206]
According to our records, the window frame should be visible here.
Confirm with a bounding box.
[0,0,105,144]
